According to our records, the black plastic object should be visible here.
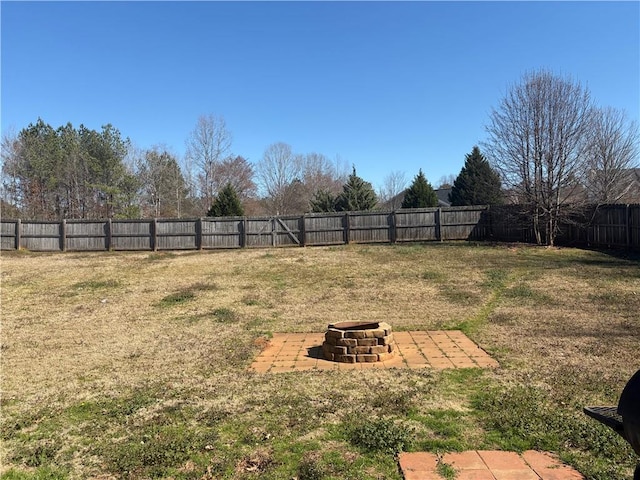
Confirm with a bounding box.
[584,369,640,480]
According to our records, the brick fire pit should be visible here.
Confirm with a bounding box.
[322,321,395,363]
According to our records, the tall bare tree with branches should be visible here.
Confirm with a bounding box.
[584,106,639,204]
[185,114,232,208]
[484,70,593,245]
[377,170,407,210]
[255,142,302,215]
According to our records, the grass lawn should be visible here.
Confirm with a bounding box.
[1,242,639,479]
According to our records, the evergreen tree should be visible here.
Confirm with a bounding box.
[449,146,502,206]
[207,183,244,217]
[335,167,377,212]
[2,119,136,219]
[401,169,438,208]
[309,189,337,213]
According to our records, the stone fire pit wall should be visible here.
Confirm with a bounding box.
[322,321,395,363]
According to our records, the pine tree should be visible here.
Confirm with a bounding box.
[207,183,244,217]
[335,167,377,212]
[309,189,337,213]
[449,146,502,206]
[401,169,438,208]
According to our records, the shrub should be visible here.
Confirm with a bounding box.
[348,418,411,454]
[297,456,325,480]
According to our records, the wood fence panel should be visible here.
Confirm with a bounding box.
[489,206,533,243]
[304,214,345,246]
[110,220,152,250]
[274,216,303,246]
[348,212,391,243]
[395,209,438,242]
[587,205,630,248]
[245,218,275,248]
[66,221,107,251]
[201,217,243,249]
[20,221,62,251]
[631,205,640,247]
[0,221,17,250]
[156,219,197,250]
[440,207,488,240]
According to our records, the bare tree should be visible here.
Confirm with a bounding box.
[377,170,407,210]
[302,152,343,194]
[584,106,640,204]
[484,70,593,245]
[255,142,302,214]
[185,114,232,207]
[296,152,345,212]
[210,155,257,201]
[436,174,456,189]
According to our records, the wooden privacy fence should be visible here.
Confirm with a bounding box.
[488,204,640,249]
[2,204,638,252]
[0,206,489,251]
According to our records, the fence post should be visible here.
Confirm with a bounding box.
[436,208,442,241]
[61,219,67,252]
[626,204,631,248]
[300,215,306,247]
[106,219,112,251]
[16,219,21,250]
[197,218,203,250]
[152,218,158,251]
[241,217,247,248]
[390,211,397,243]
[345,213,351,244]
[271,217,276,247]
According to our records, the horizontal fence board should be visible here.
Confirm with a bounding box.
[2,204,638,251]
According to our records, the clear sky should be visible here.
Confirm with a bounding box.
[2,1,639,191]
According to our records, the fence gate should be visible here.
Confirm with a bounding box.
[244,216,303,248]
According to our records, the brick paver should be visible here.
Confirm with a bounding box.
[249,330,498,373]
[398,451,584,479]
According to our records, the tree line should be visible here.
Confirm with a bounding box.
[2,69,638,246]
[1,114,496,221]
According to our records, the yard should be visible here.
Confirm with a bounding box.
[1,242,639,479]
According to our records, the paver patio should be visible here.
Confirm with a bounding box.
[399,450,584,479]
[249,330,499,373]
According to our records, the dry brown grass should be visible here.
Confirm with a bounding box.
[1,242,639,479]
[1,245,482,400]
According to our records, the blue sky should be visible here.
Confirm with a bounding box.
[2,1,639,191]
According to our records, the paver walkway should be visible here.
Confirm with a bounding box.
[250,330,498,373]
[399,450,584,479]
